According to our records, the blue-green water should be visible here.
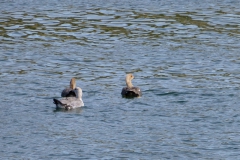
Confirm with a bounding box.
[1,0,240,159]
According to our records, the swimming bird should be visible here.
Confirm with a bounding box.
[61,78,76,97]
[121,73,142,97]
[53,87,84,110]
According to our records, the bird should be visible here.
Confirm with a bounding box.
[121,73,142,97]
[53,87,84,110]
[61,78,76,97]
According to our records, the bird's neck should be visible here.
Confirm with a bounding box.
[126,80,133,88]
[70,83,76,89]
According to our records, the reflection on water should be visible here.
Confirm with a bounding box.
[1,1,240,46]
[53,107,83,114]
[1,0,240,159]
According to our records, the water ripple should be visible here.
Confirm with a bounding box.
[1,0,240,159]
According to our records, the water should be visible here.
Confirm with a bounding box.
[1,0,240,159]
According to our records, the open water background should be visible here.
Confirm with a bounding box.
[1,0,240,159]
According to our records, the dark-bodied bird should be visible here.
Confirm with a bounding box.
[121,73,142,98]
[61,78,76,97]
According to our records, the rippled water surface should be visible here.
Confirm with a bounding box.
[1,0,240,159]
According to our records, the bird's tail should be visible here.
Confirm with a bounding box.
[53,98,61,105]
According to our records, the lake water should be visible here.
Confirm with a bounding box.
[1,0,240,159]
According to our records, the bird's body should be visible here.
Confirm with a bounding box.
[121,86,142,97]
[61,89,76,97]
[54,87,84,110]
[121,74,142,98]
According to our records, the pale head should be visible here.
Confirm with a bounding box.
[70,78,76,89]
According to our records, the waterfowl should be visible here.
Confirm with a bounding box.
[61,78,76,97]
[121,74,142,97]
[54,87,84,110]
